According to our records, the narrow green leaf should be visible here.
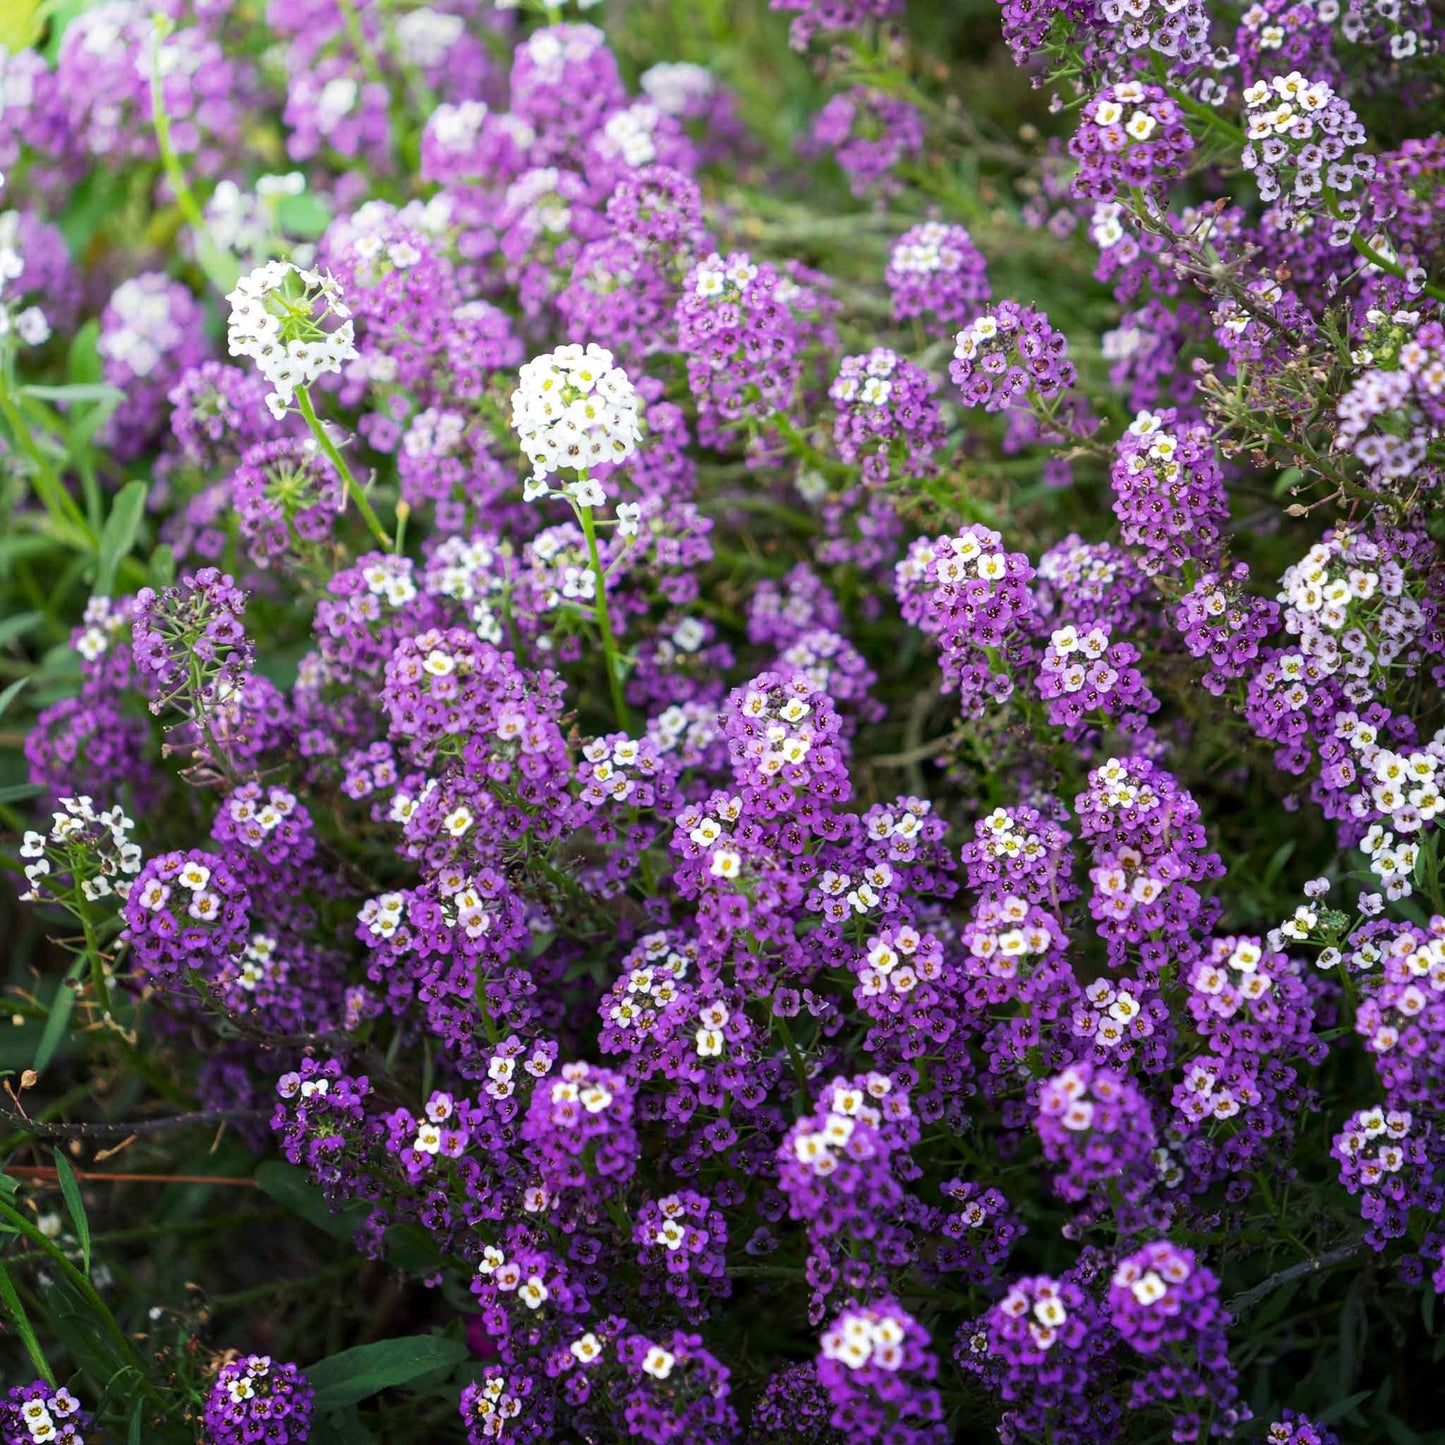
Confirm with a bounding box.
[21,383,126,406]
[53,1148,91,1275]
[0,1260,55,1385]
[66,319,102,387]
[34,957,86,1073]
[148,543,176,589]
[0,676,31,718]
[127,1401,144,1445]
[93,480,149,598]
[0,783,44,806]
[1316,1390,1373,1427]
[307,1335,469,1411]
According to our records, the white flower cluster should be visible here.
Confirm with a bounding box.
[889,220,966,276]
[790,1075,893,1178]
[466,1371,528,1435]
[816,863,895,921]
[477,1243,549,1310]
[395,7,465,67]
[1112,1249,1192,1307]
[640,61,714,116]
[0,212,49,346]
[236,932,278,992]
[1178,1059,1259,1124]
[599,102,664,168]
[226,260,357,419]
[820,1303,910,1371]
[692,252,759,300]
[11,1387,83,1443]
[425,533,508,645]
[73,596,129,663]
[20,798,142,905]
[511,343,641,502]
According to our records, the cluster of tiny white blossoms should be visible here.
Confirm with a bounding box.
[510,343,641,503]
[790,1075,894,1178]
[134,855,226,923]
[224,785,300,850]
[736,678,819,778]
[678,794,745,880]
[425,534,508,645]
[820,1303,911,1371]
[651,1194,693,1251]
[639,60,714,115]
[226,259,357,419]
[1276,531,1424,696]
[465,1370,527,1438]
[410,1090,462,1159]
[530,526,598,609]
[888,220,966,276]
[691,251,759,302]
[20,798,142,905]
[952,313,1000,364]
[224,1354,276,1404]
[1188,937,1277,1020]
[830,349,899,408]
[599,102,665,168]
[1071,977,1146,1051]
[482,1037,554,1103]
[0,211,50,346]
[359,554,420,610]
[1091,756,1163,813]
[1125,407,1183,475]
[11,1386,83,1443]
[72,596,129,663]
[235,933,278,992]
[977,808,1049,867]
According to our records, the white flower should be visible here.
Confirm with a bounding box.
[511,343,641,498]
[226,261,356,419]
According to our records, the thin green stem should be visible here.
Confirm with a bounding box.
[576,500,633,733]
[295,386,394,549]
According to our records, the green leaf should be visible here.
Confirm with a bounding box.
[127,1401,144,1445]
[0,676,31,718]
[148,543,176,589]
[92,480,149,598]
[0,1260,55,1385]
[21,383,126,406]
[307,1335,469,1411]
[34,957,86,1073]
[66,319,102,387]
[310,1410,376,1445]
[0,0,41,49]
[274,192,333,239]
[52,1148,91,1275]
[1316,1390,1373,1427]
[0,610,43,649]
[253,1161,370,1241]
[0,783,44,806]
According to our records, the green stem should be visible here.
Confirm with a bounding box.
[577,501,633,732]
[148,20,238,294]
[295,386,394,549]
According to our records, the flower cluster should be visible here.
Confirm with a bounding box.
[202,1356,314,1445]
[950,301,1075,412]
[0,1383,90,1445]
[1070,83,1193,201]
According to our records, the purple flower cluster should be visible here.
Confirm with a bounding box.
[885,222,991,337]
[829,348,943,483]
[0,1382,90,1445]
[1071,83,1193,200]
[202,1355,314,1445]
[950,301,1076,413]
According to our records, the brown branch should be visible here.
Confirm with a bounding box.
[8,1165,258,1187]
[0,1103,264,1140]
[1226,1239,1369,1318]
